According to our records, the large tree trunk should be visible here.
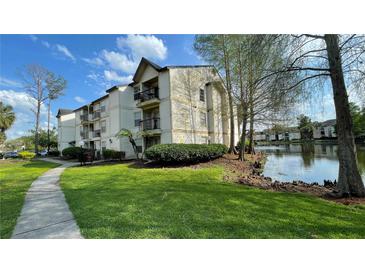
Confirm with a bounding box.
[34,100,41,155]
[324,34,365,197]
[228,93,235,153]
[247,62,255,155]
[47,100,51,153]
[238,111,248,161]
[222,35,235,153]
[248,113,255,155]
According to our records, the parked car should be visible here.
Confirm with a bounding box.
[38,150,48,157]
[4,151,18,159]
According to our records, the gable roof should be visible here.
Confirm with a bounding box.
[56,109,73,118]
[132,57,162,82]
[320,119,336,127]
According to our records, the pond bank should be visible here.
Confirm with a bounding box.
[199,154,365,205]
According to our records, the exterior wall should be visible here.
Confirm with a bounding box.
[58,64,235,159]
[57,113,76,153]
[313,125,337,139]
[118,86,141,159]
[253,133,266,141]
[168,67,231,146]
[289,132,301,140]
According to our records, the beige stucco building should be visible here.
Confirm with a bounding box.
[57,58,238,159]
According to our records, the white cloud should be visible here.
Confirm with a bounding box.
[86,72,99,81]
[82,57,104,66]
[104,70,133,83]
[101,50,136,73]
[82,35,167,94]
[0,90,55,140]
[55,44,76,61]
[83,35,167,75]
[41,40,50,48]
[29,35,38,42]
[116,34,167,61]
[74,96,86,104]
[0,76,22,88]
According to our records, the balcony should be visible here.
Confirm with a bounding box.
[92,111,101,120]
[80,114,89,122]
[135,87,160,109]
[92,129,101,138]
[80,131,89,139]
[140,118,161,132]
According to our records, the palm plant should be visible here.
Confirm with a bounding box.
[115,128,153,160]
[0,102,16,133]
[115,129,140,160]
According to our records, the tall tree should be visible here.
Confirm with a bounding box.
[46,72,66,152]
[349,102,365,138]
[21,64,66,154]
[264,34,365,197]
[194,35,236,153]
[230,35,297,158]
[324,34,364,197]
[297,114,313,140]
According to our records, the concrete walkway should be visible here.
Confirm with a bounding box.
[12,160,83,239]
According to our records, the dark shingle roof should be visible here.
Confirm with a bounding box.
[320,119,336,127]
[56,109,73,118]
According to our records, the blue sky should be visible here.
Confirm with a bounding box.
[0,34,337,139]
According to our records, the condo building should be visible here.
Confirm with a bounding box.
[57,58,238,159]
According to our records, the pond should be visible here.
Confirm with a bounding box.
[256,143,365,185]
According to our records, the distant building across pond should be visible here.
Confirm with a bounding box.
[313,119,337,139]
[254,119,337,142]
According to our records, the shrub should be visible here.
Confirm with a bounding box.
[144,143,228,163]
[102,149,113,159]
[103,149,125,160]
[18,151,36,160]
[62,147,83,159]
[48,150,60,157]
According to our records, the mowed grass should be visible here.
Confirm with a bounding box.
[0,160,59,238]
[61,163,365,239]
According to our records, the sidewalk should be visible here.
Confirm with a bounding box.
[11,161,83,239]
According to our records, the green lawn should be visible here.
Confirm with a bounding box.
[61,163,365,239]
[0,160,59,238]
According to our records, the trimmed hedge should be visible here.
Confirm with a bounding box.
[18,151,36,160]
[102,149,125,160]
[144,143,228,163]
[48,150,60,157]
[62,147,86,159]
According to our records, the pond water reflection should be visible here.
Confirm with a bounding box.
[256,143,365,185]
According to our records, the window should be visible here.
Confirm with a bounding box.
[134,112,141,127]
[200,112,207,127]
[199,89,205,102]
[101,120,106,133]
[100,105,106,112]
